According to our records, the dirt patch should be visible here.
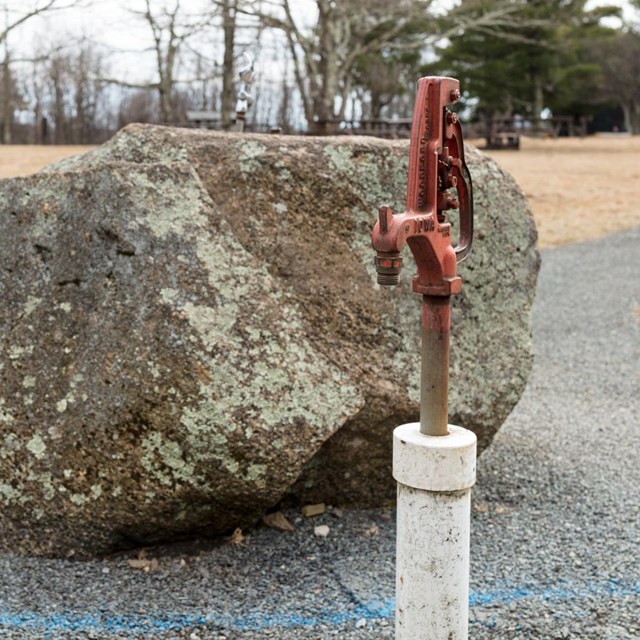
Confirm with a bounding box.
[2,137,639,248]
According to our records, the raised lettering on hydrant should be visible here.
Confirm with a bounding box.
[371,76,473,437]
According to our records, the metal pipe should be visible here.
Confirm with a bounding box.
[420,295,451,437]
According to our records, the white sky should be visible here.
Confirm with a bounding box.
[4,0,637,127]
[8,0,296,83]
[7,0,636,83]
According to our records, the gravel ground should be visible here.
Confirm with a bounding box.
[0,227,638,640]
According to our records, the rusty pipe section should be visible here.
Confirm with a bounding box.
[371,76,473,437]
[421,296,451,437]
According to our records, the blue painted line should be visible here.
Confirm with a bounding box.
[469,578,640,608]
[0,601,393,636]
[0,578,637,635]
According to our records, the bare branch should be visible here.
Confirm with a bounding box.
[98,76,160,90]
[0,0,86,43]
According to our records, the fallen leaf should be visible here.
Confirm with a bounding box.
[262,511,295,532]
[128,557,158,572]
[147,558,159,572]
[227,527,246,546]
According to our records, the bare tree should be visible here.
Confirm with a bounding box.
[276,47,293,132]
[259,0,436,133]
[101,0,211,124]
[0,0,83,46]
[1,42,15,144]
[117,87,158,128]
[211,0,264,128]
[0,0,84,142]
[103,0,213,124]
[39,41,109,143]
[239,0,529,134]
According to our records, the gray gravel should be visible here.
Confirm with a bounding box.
[0,227,638,639]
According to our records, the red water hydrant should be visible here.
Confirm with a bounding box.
[374,76,477,640]
[371,76,473,437]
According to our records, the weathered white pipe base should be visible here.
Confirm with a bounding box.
[393,423,477,640]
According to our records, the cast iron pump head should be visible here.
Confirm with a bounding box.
[372,76,473,295]
[371,77,473,437]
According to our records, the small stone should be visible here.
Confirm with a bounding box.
[356,617,367,628]
[303,503,326,517]
[314,524,330,538]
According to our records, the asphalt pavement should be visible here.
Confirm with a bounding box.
[0,227,638,639]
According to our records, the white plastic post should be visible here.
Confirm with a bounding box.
[393,423,477,640]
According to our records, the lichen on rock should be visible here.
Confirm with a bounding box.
[0,125,539,557]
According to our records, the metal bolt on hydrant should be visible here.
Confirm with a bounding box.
[371,77,477,640]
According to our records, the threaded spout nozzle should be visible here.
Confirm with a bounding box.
[374,253,403,286]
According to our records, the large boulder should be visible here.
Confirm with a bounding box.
[0,125,539,556]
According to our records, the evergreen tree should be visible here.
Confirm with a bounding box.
[436,0,619,126]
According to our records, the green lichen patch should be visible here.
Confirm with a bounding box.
[26,434,47,460]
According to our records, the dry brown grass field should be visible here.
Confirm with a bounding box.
[0,145,94,180]
[1,136,639,248]
[479,135,640,248]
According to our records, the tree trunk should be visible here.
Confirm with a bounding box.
[278,76,291,132]
[159,84,173,124]
[2,58,12,144]
[484,109,494,148]
[221,0,236,128]
[34,101,43,144]
[370,91,385,119]
[532,73,544,120]
[51,59,66,144]
[310,2,341,134]
[625,101,640,135]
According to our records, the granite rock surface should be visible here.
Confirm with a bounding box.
[0,125,539,556]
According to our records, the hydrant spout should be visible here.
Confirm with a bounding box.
[372,206,458,294]
[373,206,406,286]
